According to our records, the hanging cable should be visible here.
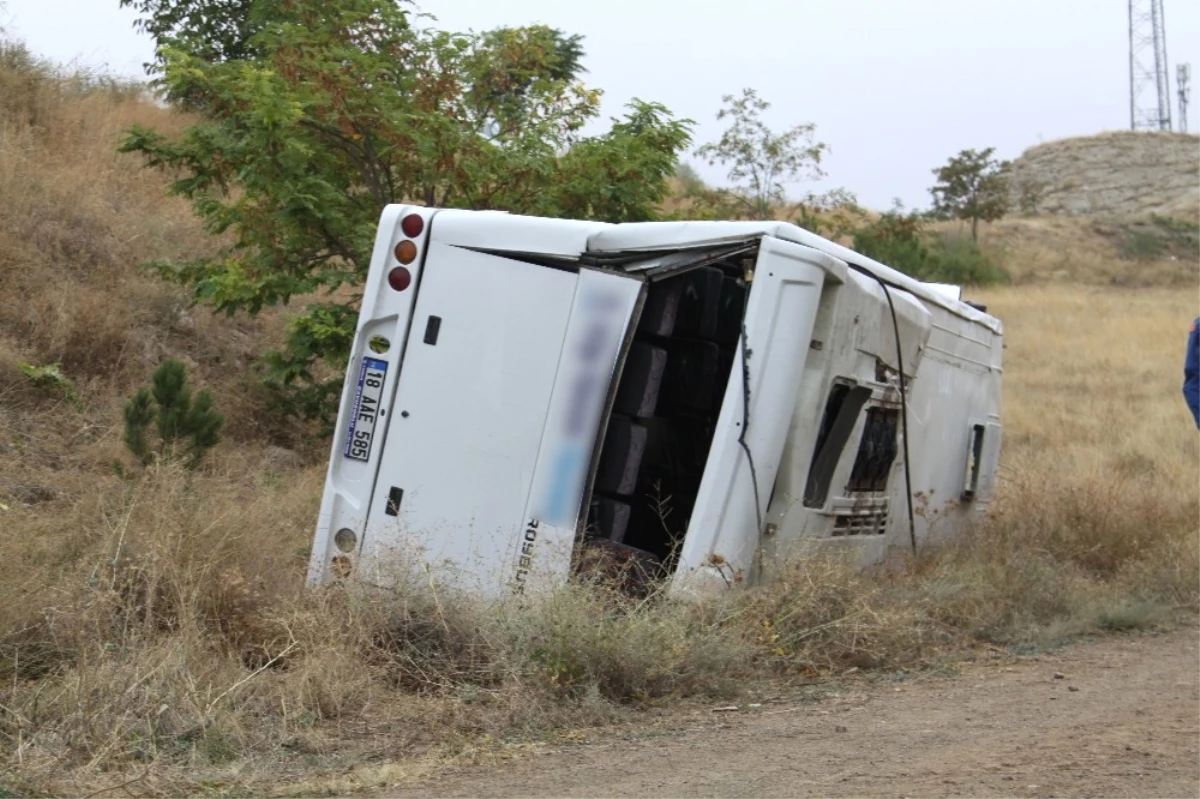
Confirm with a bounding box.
[849,266,917,555]
[736,256,915,551]
[737,265,763,532]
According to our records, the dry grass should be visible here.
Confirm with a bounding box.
[943,216,1199,287]
[0,459,752,796]
[1,284,1194,797]
[0,44,1196,798]
[0,43,298,446]
[0,44,198,379]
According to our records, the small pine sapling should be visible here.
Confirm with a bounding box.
[122,359,225,468]
[122,387,155,465]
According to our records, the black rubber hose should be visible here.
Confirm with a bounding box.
[851,266,918,555]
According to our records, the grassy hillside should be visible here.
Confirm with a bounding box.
[0,47,1196,797]
[950,215,1198,287]
[1,44,209,384]
[0,44,317,460]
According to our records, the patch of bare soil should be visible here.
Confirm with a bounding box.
[376,625,1200,798]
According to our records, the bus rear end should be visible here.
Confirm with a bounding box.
[307,207,639,597]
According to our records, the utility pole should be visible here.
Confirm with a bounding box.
[1178,63,1191,133]
[1128,0,1173,131]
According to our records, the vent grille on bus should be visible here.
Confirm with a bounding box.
[831,510,888,537]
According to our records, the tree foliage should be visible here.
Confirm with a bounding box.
[121,0,587,81]
[851,203,1009,286]
[123,359,225,468]
[928,147,1011,243]
[792,187,865,241]
[852,204,935,277]
[695,88,826,220]
[119,0,692,424]
[120,0,272,69]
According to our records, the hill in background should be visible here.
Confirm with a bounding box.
[1006,130,1199,221]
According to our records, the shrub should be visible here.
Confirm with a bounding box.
[17,361,80,407]
[927,233,1010,285]
[852,209,934,277]
[123,359,224,468]
[850,209,1009,286]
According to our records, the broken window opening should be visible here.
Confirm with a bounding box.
[847,407,900,493]
[803,382,872,508]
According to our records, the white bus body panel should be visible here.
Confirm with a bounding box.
[920,282,963,302]
[587,221,1001,335]
[308,205,432,587]
[669,237,832,595]
[429,209,609,257]
[310,207,641,596]
[760,270,1002,570]
[355,243,579,595]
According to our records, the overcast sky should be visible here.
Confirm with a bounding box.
[2,0,1197,211]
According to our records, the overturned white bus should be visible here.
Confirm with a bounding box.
[307,206,1003,598]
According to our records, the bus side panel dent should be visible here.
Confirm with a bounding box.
[669,237,827,595]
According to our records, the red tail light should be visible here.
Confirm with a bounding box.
[388,266,412,291]
[401,213,425,238]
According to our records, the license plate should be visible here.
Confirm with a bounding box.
[343,356,389,462]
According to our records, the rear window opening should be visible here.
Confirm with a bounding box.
[580,257,751,579]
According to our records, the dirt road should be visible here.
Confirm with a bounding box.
[382,627,1199,798]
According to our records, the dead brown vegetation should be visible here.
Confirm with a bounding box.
[2,280,1194,796]
[0,42,297,445]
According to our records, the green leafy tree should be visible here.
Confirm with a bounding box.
[119,0,282,109]
[695,88,827,220]
[121,0,586,104]
[120,0,270,66]
[472,25,586,119]
[929,147,1011,243]
[123,359,224,468]
[120,0,692,424]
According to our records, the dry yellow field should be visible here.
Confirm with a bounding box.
[977,284,1199,495]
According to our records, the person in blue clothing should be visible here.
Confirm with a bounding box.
[1185,318,1200,428]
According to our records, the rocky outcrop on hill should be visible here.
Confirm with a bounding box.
[1006,131,1198,221]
